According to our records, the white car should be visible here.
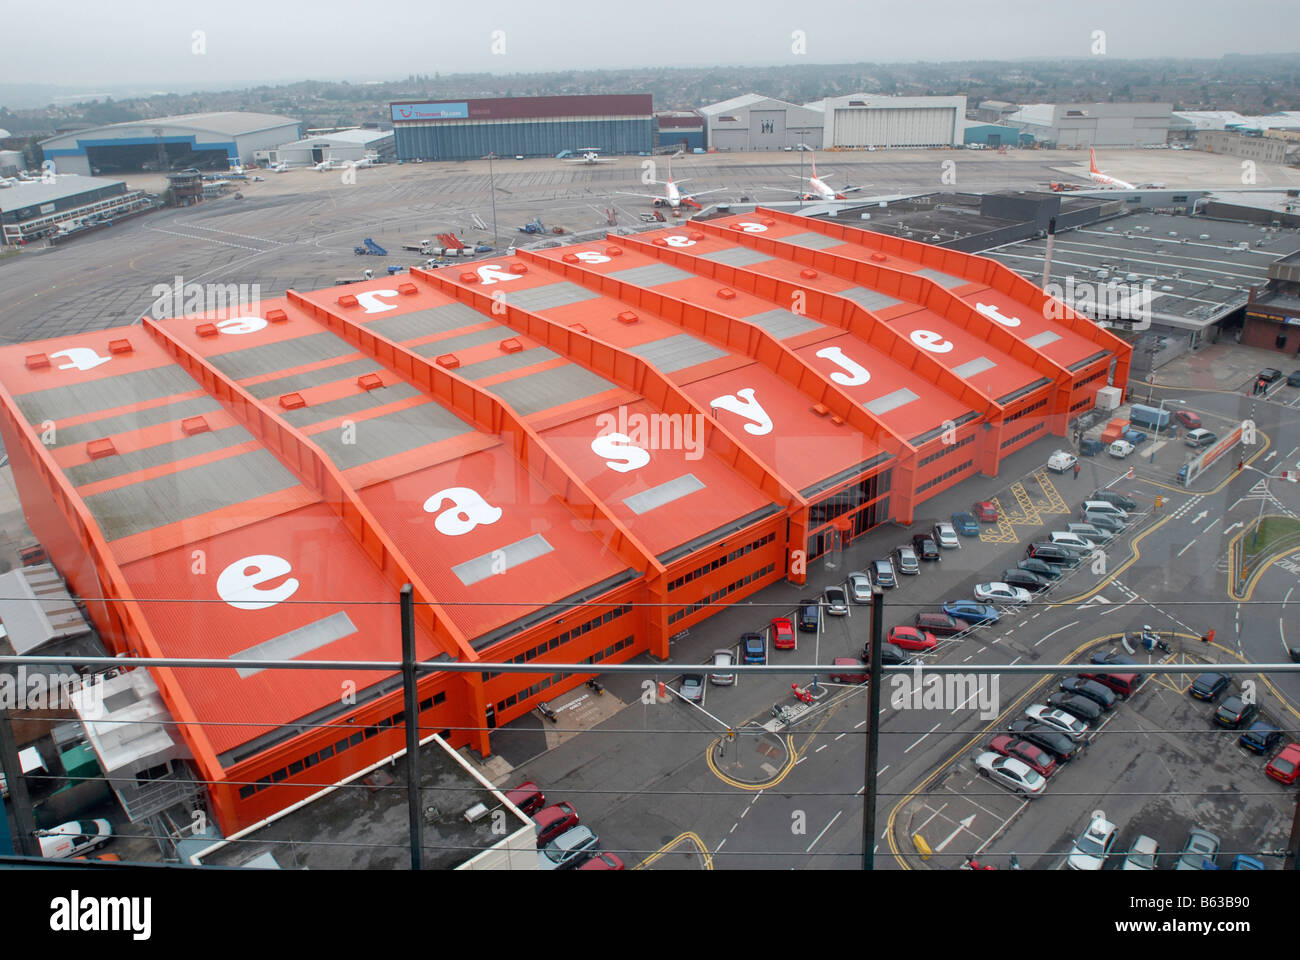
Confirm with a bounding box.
[933,522,959,549]
[1067,816,1118,870]
[709,649,735,685]
[1108,439,1135,458]
[1122,834,1159,870]
[1024,704,1089,740]
[973,582,1032,605]
[1047,450,1077,473]
[847,571,872,603]
[974,752,1045,797]
[38,819,113,859]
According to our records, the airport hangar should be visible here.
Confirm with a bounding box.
[699,94,967,151]
[39,112,302,176]
[391,95,653,161]
[0,211,1129,836]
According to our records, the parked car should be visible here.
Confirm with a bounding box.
[1067,815,1118,870]
[1259,367,1283,384]
[914,612,969,636]
[1239,721,1283,755]
[861,642,911,666]
[941,600,999,625]
[578,851,625,870]
[933,522,959,548]
[797,599,820,632]
[1047,450,1078,473]
[1090,649,1137,666]
[1079,437,1105,457]
[887,625,938,651]
[1189,672,1229,702]
[829,657,868,684]
[709,650,736,685]
[505,781,545,816]
[37,819,113,860]
[1288,370,1300,388]
[1265,742,1300,785]
[1025,704,1089,740]
[1046,692,1103,724]
[893,546,920,576]
[1214,695,1259,729]
[1059,677,1117,710]
[824,585,849,615]
[872,558,897,587]
[538,825,598,870]
[771,616,796,649]
[1174,828,1220,870]
[1001,568,1050,593]
[1232,855,1266,870]
[1018,557,1063,580]
[1067,522,1112,545]
[847,571,872,603]
[679,673,705,703]
[1025,543,1081,568]
[1108,439,1135,458]
[1122,835,1160,871]
[973,582,1032,604]
[534,802,580,846]
[741,633,766,664]
[1185,428,1217,448]
[988,734,1057,777]
[1007,719,1077,762]
[912,535,941,561]
[951,511,979,536]
[973,501,998,522]
[974,752,1045,797]
[1083,511,1125,534]
[1049,530,1095,554]
[1092,489,1138,511]
[1174,410,1202,431]
[1078,670,1140,698]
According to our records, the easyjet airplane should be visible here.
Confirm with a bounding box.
[616,156,722,209]
[791,152,869,200]
[1088,148,1135,190]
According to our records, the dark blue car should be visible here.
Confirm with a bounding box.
[951,511,979,536]
[941,601,1000,625]
[741,633,766,664]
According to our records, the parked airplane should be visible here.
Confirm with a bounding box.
[269,162,288,173]
[1088,148,1135,190]
[563,148,615,165]
[791,152,868,200]
[314,158,346,171]
[616,157,722,209]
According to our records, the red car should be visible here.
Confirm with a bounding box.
[579,851,625,870]
[771,617,796,650]
[988,735,1058,778]
[1266,742,1300,785]
[973,501,998,523]
[1175,410,1202,431]
[914,612,970,637]
[533,802,579,846]
[505,781,544,816]
[887,625,938,651]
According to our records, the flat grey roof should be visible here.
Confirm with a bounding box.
[865,387,920,416]
[623,474,705,515]
[914,267,970,289]
[408,327,502,357]
[363,302,490,342]
[233,612,358,679]
[311,402,473,471]
[697,247,772,268]
[839,287,903,312]
[455,347,558,381]
[14,365,201,426]
[0,175,129,214]
[51,396,221,448]
[452,534,554,587]
[209,332,355,382]
[952,356,997,379]
[500,282,601,312]
[280,383,423,428]
[246,358,381,400]
[608,263,696,288]
[487,363,618,416]
[625,333,728,373]
[65,425,251,486]
[743,308,824,340]
[775,231,844,250]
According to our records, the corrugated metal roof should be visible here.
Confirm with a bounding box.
[0,175,128,214]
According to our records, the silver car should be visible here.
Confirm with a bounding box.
[709,650,735,685]
[1175,828,1220,870]
[1024,704,1089,740]
[1122,835,1159,870]
[538,825,598,870]
[933,522,959,549]
[823,585,849,615]
[974,752,1045,798]
[894,546,920,575]
[847,571,872,603]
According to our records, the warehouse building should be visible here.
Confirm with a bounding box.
[0,175,152,245]
[1243,250,1300,356]
[40,112,302,177]
[655,111,706,153]
[0,217,1128,839]
[812,94,966,148]
[391,95,652,161]
[1004,102,1172,147]
[699,95,825,151]
[1194,129,1290,164]
[264,128,395,168]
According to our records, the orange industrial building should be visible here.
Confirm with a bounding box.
[0,209,1130,836]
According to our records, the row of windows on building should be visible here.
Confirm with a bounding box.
[492,635,638,715]
[807,493,891,559]
[1000,420,1046,449]
[1075,368,1108,389]
[1070,396,1094,413]
[482,604,635,681]
[667,532,778,591]
[1004,397,1048,424]
[667,562,778,625]
[807,470,893,525]
[917,433,975,469]
[238,691,449,799]
[916,461,974,494]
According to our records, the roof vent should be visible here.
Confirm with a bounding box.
[107,339,133,355]
[459,272,477,283]
[357,373,384,391]
[24,353,50,370]
[279,393,307,410]
[653,238,668,246]
[830,414,845,425]
[562,253,579,263]
[180,416,210,436]
[436,354,460,369]
[509,262,527,274]
[195,323,219,338]
[605,246,623,256]
[811,403,830,416]
[499,338,523,353]
[870,252,887,262]
[800,268,818,280]
[617,311,639,325]
[266,309,288,323]
[689,231,705,241]
[717,288,736,300]
[762,218,776,227]
[85,438,116,460]
[398,282,418,295]
[337,294,359,308]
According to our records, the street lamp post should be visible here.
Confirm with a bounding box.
[485,152,499,249]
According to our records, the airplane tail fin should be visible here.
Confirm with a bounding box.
[1089,148,1100,174]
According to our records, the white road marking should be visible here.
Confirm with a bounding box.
[815,744,828,753]
[715,838,726,853]
[904,721,943,754]
[1191,510,1208,524]
[933,814,978,852]
[807,810,843,852]
[730,822,738,834]
[855,720,866,729]
[834,733,846,741]
[1177,538,1198,557]
[1036,620,1079,647]
[913,802,949,833]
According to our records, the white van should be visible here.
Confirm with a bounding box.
[1068,521,1112,544]
[1081,500,1127,522]
[1051,531,1095,552]
[38,819,113,859]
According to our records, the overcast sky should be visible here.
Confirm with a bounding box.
[17,0,1299,92]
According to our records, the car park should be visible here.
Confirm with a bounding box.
[1185,428,1217,448]
[915,612,970,636]
[847,571,872,602]
[798,600,820,632]
[973,582,1031,604]
[1214,695,1259,729]
[933,522,959,548]
[951,512,979,536]
[893,546,920,576]
[709,650,736,685]
[1174,828,1219,870]
[1007,719,1077,762]
[1018,558,1062,580]
[1059,677,1118,710]
[912,535,940,561]
[741,633,766,664]
[824,585,849,615]
[1025,543,1081,568]
[679,673,705,703]
[505,781,545,815]
[771,617,796,649]
[988,735,1057,777]
[1266,742,1300,784]
[1046,692,1103,724]
[1024,704,1089,740]
[941,600,1000,625]
[538,825,598,870]
[1174,411,1202,431]
[37,819,113,860]
[1092,489,1138,511]
[974,752,1045,798]
[1047,450,1077,473]
[1239,721,1283,755]
[1108,439,1135,458]
[873,558,897,587]
[1122,835,1159,870]
[887,626,938,651]
[1189,672,1229,701]
[973,501,998,522]
[534,802,580,845]
[1001,568,1051,593]
[1067,816,1118,870]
